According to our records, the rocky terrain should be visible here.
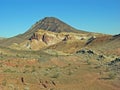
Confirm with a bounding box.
[0,17,120,90]
[0,17,86,47]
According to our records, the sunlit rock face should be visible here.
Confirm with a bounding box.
[27,29,88,50]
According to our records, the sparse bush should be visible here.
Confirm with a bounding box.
[105,67,109,72]
[0,55,4,59]
[2,79,7,86]
[8,84,14,90]
[31,66,36,73]
[86,59,91,65]
[68,63,71,66]
[15,64,19,68]
[44,72,49,76]
[0,52,3,55]
[14,86,19,90]
[4,69,16,73]
[50,88,54,90]
[55,52,58,57]
[68,70,73,75]
[38,66,41,69]
[0,62,3,67]
[94,65,101,69]
[24,86,30,90]
[51,73,59,78]
[23,69,29,73]
[16,54,20,57]
[108,72,116,79]
[25,65,30,68]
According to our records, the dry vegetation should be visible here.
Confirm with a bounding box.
[0,47,120,90]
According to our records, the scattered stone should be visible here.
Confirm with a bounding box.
[76,49,86,54]
[108,58,120,65]
[87,50,94,54]
[97,55,105,60]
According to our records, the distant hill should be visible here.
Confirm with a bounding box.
[1,17,116,53]
[0,17,88,47]
[20,17,87,39]
[0,37,6,40]
[112,34,120,40]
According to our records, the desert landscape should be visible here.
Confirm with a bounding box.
[0,17,120,90]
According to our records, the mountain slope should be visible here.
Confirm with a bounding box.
[45,33,120,55]
[0,37,6,40]
[9,29,92,50]
[0,17,88,47]
[20,17,87,39]
[86,34,120,55]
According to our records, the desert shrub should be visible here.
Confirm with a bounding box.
[0,62,3,67]
[2,79,7,86]
[104,66,109,72]
[68,70,73,75]
[55,52,58,58]
[14,86,19,90]
[23,69,30,73]
[25,65,30,68]
[31,66,36,73]
[4,69,16,73]
[50,88,54,90]
[8,84,14,90]
[16,54,20,57]
[24,86,30,90]
[108,72,116,79]
[68,63,71,66]
[0,55,4,59]
[86,59,91,65]
[51,73,59,78]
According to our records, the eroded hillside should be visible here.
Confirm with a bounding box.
[0,17,120,90]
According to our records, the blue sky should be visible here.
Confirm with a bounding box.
[0,0,120,37]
